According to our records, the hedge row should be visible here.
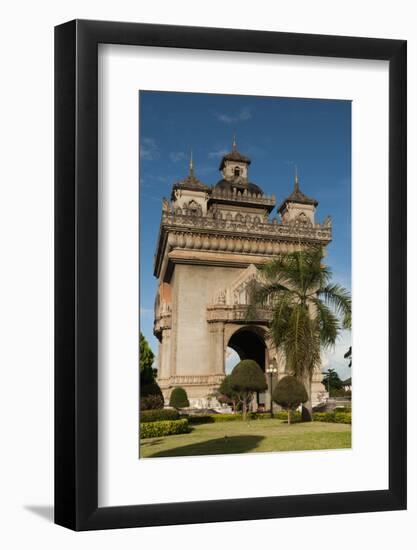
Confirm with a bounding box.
[313,412,351,424]
[140,409,180,423]
[187,413,241,424]
[140,418,190,439]
[187,412,303,424]
[333,406,352,413]
[140,409,352,430]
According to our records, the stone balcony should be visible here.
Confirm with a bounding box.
[209,188,276,207]
[207,304,273,324]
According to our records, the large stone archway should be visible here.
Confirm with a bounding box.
[227,326,267,371]
[153,143,331,408]
[226,325,270,410]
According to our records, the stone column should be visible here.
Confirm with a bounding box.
[208,322,225,375]
[159,328,171,380]
[157,328,172,402]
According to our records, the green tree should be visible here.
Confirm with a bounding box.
[273,375,308,424]
[169,387,190,409]
[229,360,267,421]
[218,374,243,413]
[248,246,351,420]
[139,333,164,410]
[322,368,343,395]
[140,382,164,410]
[140,332,155,386]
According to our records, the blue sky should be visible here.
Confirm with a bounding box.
[140,91,352,380]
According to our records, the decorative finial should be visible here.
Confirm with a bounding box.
[294,165,299,192]
[189,149,194,177]
[232,133,237,151]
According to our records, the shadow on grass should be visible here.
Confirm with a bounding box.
[142,438,166,447]
[145,435,264,458]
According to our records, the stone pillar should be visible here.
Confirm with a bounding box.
[159,328,171,380]
[157,328,172,402]
[208,322,225,375]
[265,377,272,411]
[311,364,328,407]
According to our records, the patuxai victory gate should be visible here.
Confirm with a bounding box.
[153,139,332,409]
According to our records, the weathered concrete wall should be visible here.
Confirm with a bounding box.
[173,264,244,376]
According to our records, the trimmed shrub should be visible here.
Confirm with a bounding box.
[334,406,351,413]
[140,409,180,423]
[218,375,243,412]
[187,414,239,425]
[273,376,308,424]
[140,381,164,410]
[140,418,190,439]
[187,412,306,424]
[169,387,190,409]
[313,412,351,424]
[230,359,267,420]
[187,415,215,425]
[140,393,164,411]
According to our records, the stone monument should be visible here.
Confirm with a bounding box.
[153,139,331,408]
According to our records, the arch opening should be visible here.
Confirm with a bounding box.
[225,327,268,409]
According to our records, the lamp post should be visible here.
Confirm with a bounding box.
[266,364,278,418]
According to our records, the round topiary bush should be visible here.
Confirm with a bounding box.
[140,381,164,410]
[169,386,190,409]
[273,375,308,424]
[229,359,267,420]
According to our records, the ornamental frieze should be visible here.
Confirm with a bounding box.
[164,230,327,256]
[158,374,225,387]
[161,210,331,241]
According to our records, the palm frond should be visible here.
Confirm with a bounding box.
[312,298,340,348]
[317,283,352,329]
[246,246,351,380]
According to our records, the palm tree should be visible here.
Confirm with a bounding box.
[247,245,351,420]
[344,346,352,367]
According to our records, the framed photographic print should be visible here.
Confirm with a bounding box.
[55,20,407,530]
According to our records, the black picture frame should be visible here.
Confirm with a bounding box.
[55,19,407,531]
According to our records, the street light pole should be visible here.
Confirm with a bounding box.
[266,364,278,418]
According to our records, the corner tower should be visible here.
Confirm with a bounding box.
[278,169,318,225]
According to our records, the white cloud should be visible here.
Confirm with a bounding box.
[321,329,352,381]
[215,107,252,124]
[225,347,240,374]
[140,137,160,161]
[208,148,228,159]
[169,151,187,163]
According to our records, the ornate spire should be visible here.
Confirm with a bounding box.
[219,136,251,171]
[189,150,194,177]
[294,165,299,192]
[278,169,318,214]
[171,150,210,200]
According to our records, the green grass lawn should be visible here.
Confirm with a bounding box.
[140,419,351,458]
